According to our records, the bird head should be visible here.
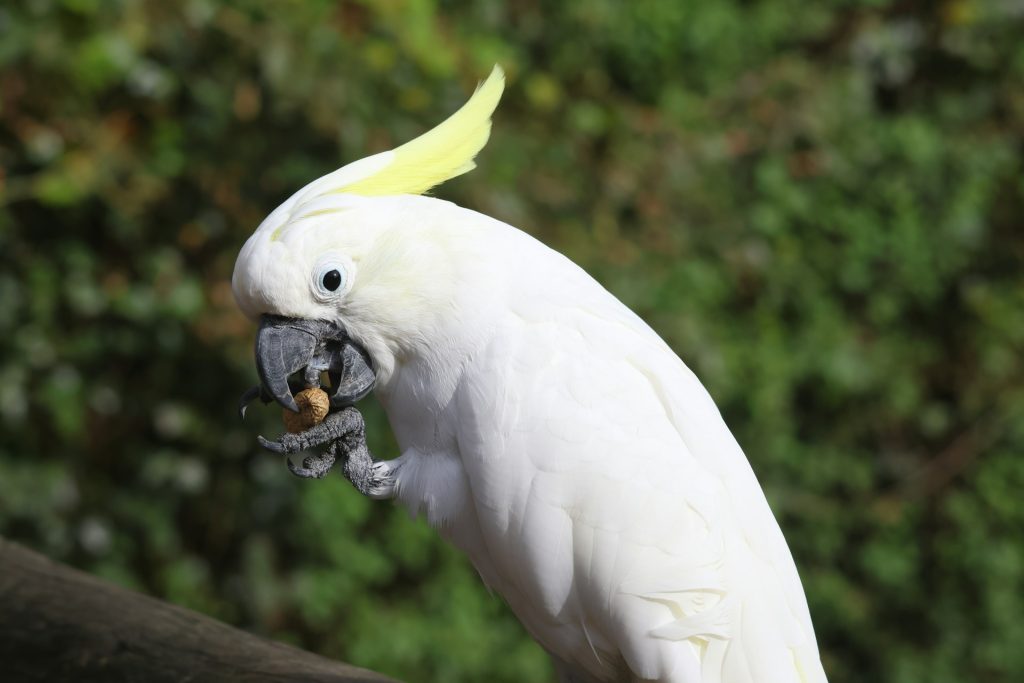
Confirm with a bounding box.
[232,66,505,413]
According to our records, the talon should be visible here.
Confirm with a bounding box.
[286,447,337,479]
[287,459,323,479]
[258,435,286,453]
[238,385,262,420]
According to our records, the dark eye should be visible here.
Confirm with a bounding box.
[321,269,342,291]
[313,261,348,297]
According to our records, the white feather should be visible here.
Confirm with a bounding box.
[231,70,827,681]
[368,200,828,683]
[234,190,829,682]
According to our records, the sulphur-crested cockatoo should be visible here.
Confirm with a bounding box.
[233,66,828,683]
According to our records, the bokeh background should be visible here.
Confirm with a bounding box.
[2,1,1023,681]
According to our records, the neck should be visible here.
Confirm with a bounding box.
[349,206,516,407]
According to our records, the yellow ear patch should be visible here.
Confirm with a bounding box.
[332,65,505,197]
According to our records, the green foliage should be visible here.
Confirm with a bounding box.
[1,1,1022,681]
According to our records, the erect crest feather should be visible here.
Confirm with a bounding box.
[331,65,505,197]
[255,66,504,243]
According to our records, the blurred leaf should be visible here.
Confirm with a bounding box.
[1,2,1022,682]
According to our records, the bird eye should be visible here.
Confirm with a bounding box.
[322,269,342,291]
[312,259,351,299]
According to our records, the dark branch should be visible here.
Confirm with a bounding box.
[0,537,397,683]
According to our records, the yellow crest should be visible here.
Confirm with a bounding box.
[333,66,505,197]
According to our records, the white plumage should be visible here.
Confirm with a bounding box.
[232,68,829,683]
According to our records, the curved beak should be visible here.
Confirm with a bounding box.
[251,315,376,414]
[255,316,319,412]
[327,343,376,407]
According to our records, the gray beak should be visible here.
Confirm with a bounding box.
[246,315,376,415]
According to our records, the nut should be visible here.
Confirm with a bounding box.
[282,387,331,433]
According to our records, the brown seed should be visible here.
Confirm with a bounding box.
[282,387,331,433]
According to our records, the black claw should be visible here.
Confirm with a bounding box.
[239,385,262,420]
[286,450,337,479]
[286,459,321,478]
[257,435,285,453]
[254,407,376,490]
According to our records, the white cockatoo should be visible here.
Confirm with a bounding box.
[233,67,829,683]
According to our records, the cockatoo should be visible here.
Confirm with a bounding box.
[233,67,829,683]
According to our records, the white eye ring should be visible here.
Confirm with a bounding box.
[311,255,353,300]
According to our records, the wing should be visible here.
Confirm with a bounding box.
[448,245,827,683]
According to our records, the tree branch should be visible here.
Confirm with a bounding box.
[0,538,397,683]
